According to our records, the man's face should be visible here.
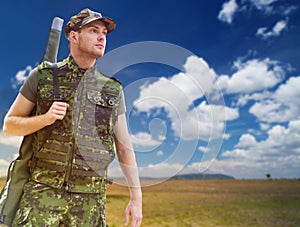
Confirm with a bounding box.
[76,20,108,58]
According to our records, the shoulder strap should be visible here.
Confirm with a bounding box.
[43,63,61,141]
[29,63,61,172]
[52,63,61,101]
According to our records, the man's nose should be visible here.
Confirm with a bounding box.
[98,33,106,40]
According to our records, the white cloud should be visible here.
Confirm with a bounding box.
[109,152,299,180]
[0,159,10,166]
[249,76,300,123]
[198,146,210,153]
[260,123,271,131]
[202,157,299,179]
[282,5,298,16]
[244,0,298,17]
[248,0,279,14]
[256,19,288,40]
[0,131,23,147]
[130,132,164,152]
[11,65,32,89]
[109,162,185,179]
[217,58,285,94]
[235,134,257,148]
[0,132,21,176]
[220,120,300,178]
[139,162,184,178]
[217,0,288,25]
[109,116,300,180]
[218,0,239,24]
[235,91,272,107]
[133,56,238,141]
[156,150,164,157]
[249,99,294,123]
[274,76,300,104]
[0,159,10,177]
[181,101,238,140]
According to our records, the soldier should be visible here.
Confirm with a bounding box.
[3,8,142,227]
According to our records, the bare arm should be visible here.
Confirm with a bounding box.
[114,113,142,227]
[3,93,68,136]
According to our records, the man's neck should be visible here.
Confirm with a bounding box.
[71,52,97,69]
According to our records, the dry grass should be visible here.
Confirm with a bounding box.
[106,179,300,227]
[1,179,299,226]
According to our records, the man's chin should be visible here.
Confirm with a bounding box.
[95,51,105,58]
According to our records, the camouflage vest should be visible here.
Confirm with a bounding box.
[31,56,122,193]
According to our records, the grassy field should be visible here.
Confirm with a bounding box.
[1,179,299,226]
[106,179,300,227]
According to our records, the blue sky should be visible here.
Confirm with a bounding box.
[0,0,300,180]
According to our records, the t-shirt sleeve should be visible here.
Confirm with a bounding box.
[118,91,126,115]
[19,67,38,103]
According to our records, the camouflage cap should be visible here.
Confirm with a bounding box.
[64,8,116,38]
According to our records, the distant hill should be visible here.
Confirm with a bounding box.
[171,173,235,180]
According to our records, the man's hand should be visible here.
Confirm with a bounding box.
[124,199,143,227]
[3,94,69,136]
[45,101,69,125]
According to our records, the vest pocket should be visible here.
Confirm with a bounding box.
[87,89,119,106]
[14,207,33,226]
[84,90,119,137]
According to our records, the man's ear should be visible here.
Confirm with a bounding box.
[69,31,78,43]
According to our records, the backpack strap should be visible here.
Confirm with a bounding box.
[42,63,61,141]
[29,63,61,172]
[52,63,61,101]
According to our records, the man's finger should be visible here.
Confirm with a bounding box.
[131,216,142,227]
[54,101,69,108]
[124,209,130,226]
